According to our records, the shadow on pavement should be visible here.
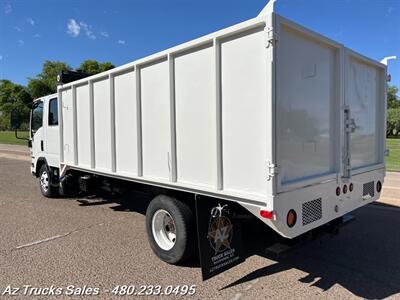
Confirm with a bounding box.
[223,203,400,299]
[76,190,151,213]
[110,190,153,215]
[76,189,400,298]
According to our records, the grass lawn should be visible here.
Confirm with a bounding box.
[0,131,29,146]
[386,137,400,172]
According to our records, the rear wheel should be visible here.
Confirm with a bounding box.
[145,195,195,264]
[39,164,58,198]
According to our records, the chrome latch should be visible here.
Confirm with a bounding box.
[345,118,357,133]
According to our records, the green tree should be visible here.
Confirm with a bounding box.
[0,59,116,129]
[0,80,32,130]
[387,108,400,136]
[26,60,115,99]
[28,60,71,98]
[27,79,53,100]
[79,60,115,75]
[388,85,400,109]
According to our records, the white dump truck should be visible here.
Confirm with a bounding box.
[14,1,387,280]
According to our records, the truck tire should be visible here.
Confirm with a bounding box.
[39,164,58,198]
[145,195,195,264]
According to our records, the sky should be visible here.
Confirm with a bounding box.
[0,0,399,88]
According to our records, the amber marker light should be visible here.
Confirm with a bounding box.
[287,210,297,228]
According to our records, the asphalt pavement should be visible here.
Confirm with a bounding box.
[1,144,400,299]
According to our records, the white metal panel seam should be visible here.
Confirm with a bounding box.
[214,37,223,191]
[135,67,143,177]
[89,80,95,169]
[72,85,78,166]
[109,74,117,173]
[168,54,177,182]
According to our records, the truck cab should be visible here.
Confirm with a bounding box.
[30,94,60,196]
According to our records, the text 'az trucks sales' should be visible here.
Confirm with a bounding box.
[14,1,388,280]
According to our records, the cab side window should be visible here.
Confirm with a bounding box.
[31,101,43,133]
[48,98,58,126]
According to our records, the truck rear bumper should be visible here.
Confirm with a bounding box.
[242,168,385,239]
[265,214,355,258]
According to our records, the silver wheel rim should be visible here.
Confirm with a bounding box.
[40,170,49,192]
[152,209,176,250]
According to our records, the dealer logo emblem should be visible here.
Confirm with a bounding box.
[207,205,233,255]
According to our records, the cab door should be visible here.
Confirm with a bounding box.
[43,96,60,167]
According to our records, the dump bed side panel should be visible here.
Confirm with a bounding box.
[93,78,112,171]
[175,44,217,188]
[114,70,138,176]
[58,17,273,205]
[141,59,171,181]
[221,28,269,197]
[76,84,91,168]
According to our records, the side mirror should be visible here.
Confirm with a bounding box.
[10,110,21,130]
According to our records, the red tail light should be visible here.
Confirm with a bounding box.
[260,210,274,219]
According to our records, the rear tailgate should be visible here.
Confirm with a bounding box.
[345,50,386,174]
[274,15,386,194]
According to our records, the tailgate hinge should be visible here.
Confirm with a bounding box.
[267,162,280,181]
[265,26,278,48]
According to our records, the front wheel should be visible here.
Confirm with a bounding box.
[39,164,58,198]
[145,195,195,264]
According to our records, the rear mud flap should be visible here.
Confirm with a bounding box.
[195,195,246,281]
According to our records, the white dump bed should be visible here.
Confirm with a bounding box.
[58,11,386,209]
